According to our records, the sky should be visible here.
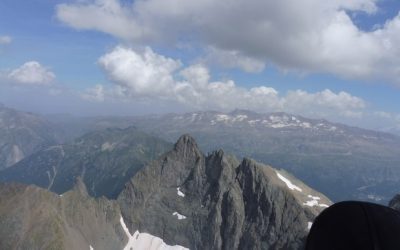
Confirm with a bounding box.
[1,0,400,132]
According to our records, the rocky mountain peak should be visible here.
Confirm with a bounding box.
[118,135,332,249]
[174,134,202,159]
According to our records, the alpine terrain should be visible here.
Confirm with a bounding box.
[129,110,400,204]
[0,135,332,250]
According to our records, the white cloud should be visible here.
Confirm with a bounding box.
[80,84,105,101]
[56,0,152,41]
[99,46,181,98]
[7,61,56,85]
[56,0,400,83]
[85,46,366,118]
[0,36,12,45]
[205,47,266,73]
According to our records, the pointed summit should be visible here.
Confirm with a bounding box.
[174,134,202,159]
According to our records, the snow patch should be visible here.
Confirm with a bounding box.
[248,119,260,125]
[276,172,302,192]
[120,216,188,250]
[303,195,329,208]
[308,222,313,230]
[307,195,320,200]
[190,113,198,122]
[101,142,115,151]
[233,115,248,121]
[89,245,94,250]
[215,114,230,122]
[329,126,337,131]
[11,145,24,165]
[172,212,187,220]
[177,187,185,197]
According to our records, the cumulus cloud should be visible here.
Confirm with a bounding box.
[205,47,266,73]
[0,36,12,45]
[7,61,56,85]
[98,46,181,98]
[80,84,106,102]
[84,46,366,118]
[56,0,400,82]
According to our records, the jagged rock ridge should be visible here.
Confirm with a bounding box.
[118,134,332,249]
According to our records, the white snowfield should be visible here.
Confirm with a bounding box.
[276,172,303,192]
[89,245,94,250]
[172,212,187,220]
[308,222,313,230]
[303,195,329,208]
[120,216,189,250]
[177,187,185,197]
[207,113,340,131]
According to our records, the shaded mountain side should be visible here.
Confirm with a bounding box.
[118,135,332,250]
[0,105,59,170]
[0,180,126,250]
[129,110,400,204]
[0,127,172,198]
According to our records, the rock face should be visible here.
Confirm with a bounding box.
[0,181,125,250]
[118,135,332,249]
[0,105,58,170]
[0,127,172,198]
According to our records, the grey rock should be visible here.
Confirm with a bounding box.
[0,181,126,250]
[118,134,331,250]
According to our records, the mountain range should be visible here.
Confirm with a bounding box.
[128,109,400,204]
[0,135,332,250]
[2,105,400,204]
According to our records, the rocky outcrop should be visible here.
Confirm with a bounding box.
[118,134,332,249]
[0,181,125,250]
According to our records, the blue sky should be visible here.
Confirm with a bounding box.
[1,0,400,132]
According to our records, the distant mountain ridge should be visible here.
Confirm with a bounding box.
[0,105,59,170]
[0,126,172,198]
[129,109,400,204]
